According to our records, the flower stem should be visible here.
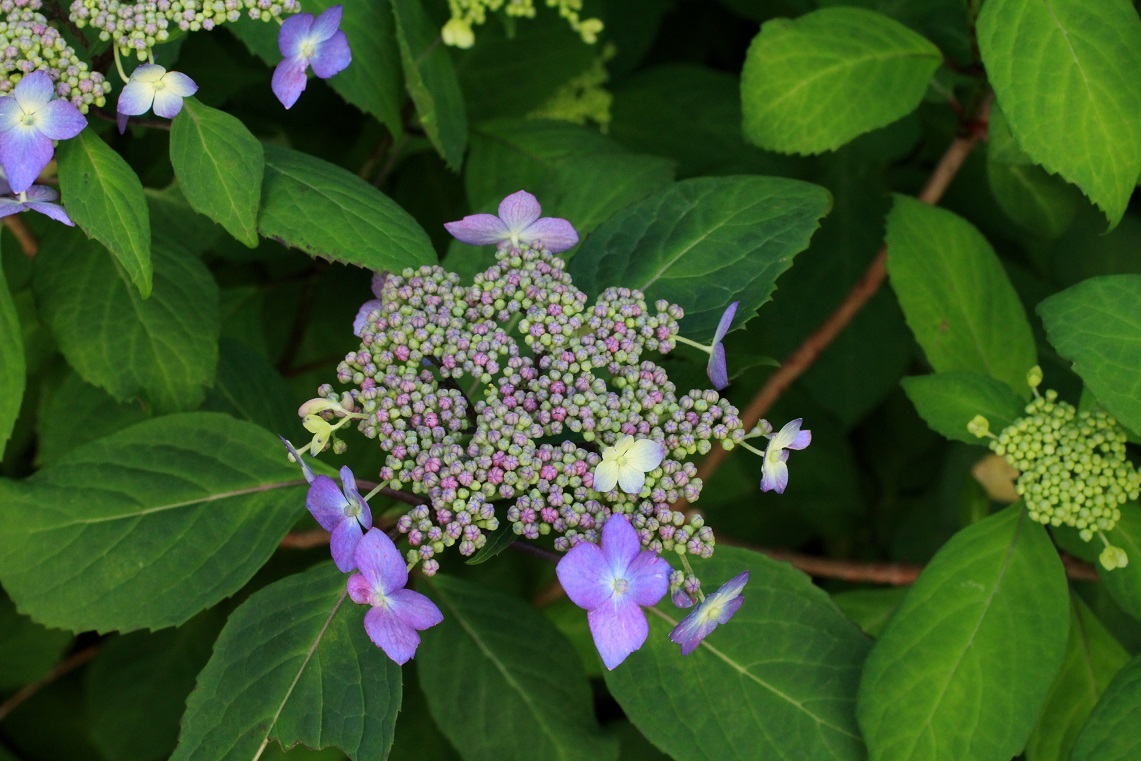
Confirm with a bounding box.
[673,335,711,355]
[112,46,130,83]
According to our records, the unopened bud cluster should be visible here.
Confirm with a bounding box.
[308,244,745,575]
[976,382,1139,569]
[69,0,300,57]
[443,0,602,49]
[1,0,110,111]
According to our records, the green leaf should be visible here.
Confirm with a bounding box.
[0,593,72,691]
[1100,502,1141,621]
[977,0,1141,226]
[259,145,436,270]
[901,372,1027,444]
[1025,596,1128,761]
[227,0,403,135]
[1070,653,1141,761]
[34,369,151,467]
[1038,275,1141,435]
[831,587,907,639]
[856,504,1070,761]
[418,574,617,761]
[86,612,224,761]
[0,258,24,460]
[605,545,870,760]
[985,110,1082,240]
[170,97,264,247]
[0,413,306,633]
[56,130,152,297]
[33,230,219,413]
[174,563,402,761]
[740,7,942,154]
[885,195,1037,396]
[392,0,467,170]
[464,522,516,565]
[202,338,297,436]
[146,185,223,255]
[567,176,831,336]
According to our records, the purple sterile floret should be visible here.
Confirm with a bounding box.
[0,71,86,193]
[444,190,579,253]
[759,418,812,494]
[707,301,739,390]
[353,271,388,337]
[0,177,73,226]
[347,527,444,664]
[272,5,352,109]
[116,64,198,133]
[668,571,748,655]
[556,513,671,670]
[306,465,373,572]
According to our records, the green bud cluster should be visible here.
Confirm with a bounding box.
[1,1,110,112]
[983,389,1139,567]
[68,0,301,58]
[443,0,603,49]
[528,43,614,130]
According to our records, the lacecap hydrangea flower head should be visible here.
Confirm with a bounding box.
[284,191,812,666]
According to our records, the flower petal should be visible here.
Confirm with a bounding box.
[22,185,58,203]
[518,217,579,253]
[616,467,645,495]
[370,271,387,298]
[760,457,788,494]
[311,5,345,41]
[340,466,373,530]
[117,110,129,134]
[497,190,542,234]
[118,79,156,117]
[556,541,610,610]
[443,213,509,246]
[592,459,619,493]
[26,201,73,226]
[713,571,750,605]
[329,517,363,572]
[668,607,717,655]
[355,527,409,595]
[601,514,641,572]
[347,573,372,605]
[0,127,53,193]
[305,475,348,531]
[770,418,803,450]
[353,298,383,336]
[0,198,26,218]
[278,436,316,483]
[310,31,352,79]
[271,58,309,109]
[588,597,648,670]
[387,587,444,631]
[36,99,86,140]
[787,428,812,451]
[623,439,665,472]
[713,301,739,343]
[151,89,186,120]
[707,342,728,390]
[13,71,55,110]
[363,606,421,664]
[277,12,315,58]
[162,71,199,98]
[130,64,168,84]
[625,551,670,608]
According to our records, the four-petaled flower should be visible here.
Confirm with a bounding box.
[668,571,748,654]
[556,514,671,669]
[353,271,387,337]
[0,71,86,193]
[593,435,665,495]
[0,176,73,226]
[273,5,352,109]
[348,527,444,664]
[117,64,198,133]
[307,466,373,572]
[444,190,579,253]
[760,418,811,494]
[707,301,739,390]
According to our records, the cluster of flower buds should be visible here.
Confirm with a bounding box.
[289,191,815,667]
[69,0,301,58]
[442,0,603,49]
[0,0,110,111]
[970,368,1140,570]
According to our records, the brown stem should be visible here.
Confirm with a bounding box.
[678,95,993,515]
[0,644,99,723]
[91,107,171,132]
[3,217,39,256]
